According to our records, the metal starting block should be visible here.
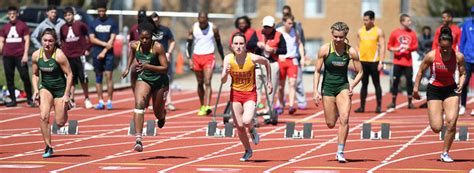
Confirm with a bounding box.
[128,119,156,136]
[285,122,313,139]
[361,123,390,140]
[206,122,234,137]
[439,126,469,141]
[51,120,78,135]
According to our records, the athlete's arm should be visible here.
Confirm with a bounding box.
[252,53,272,94]
[275,34,287,55]
[213,26,225,60]
[122,41,137,78]
[0,36,4,54]
[22,34,30,64]
[186,29,193,58]
[349,47,363,95]
[296,33,305,67]
[408,32,418,52]
[313,43,328,106]
[456,51,467,93]
[378,28,386,70]
[387,31,400,52]
[221,54,231,83]
[413,50,435,99]
[31,50,40,101]
[88,33,108,47]
[56,50,73,102]
[143,43,168,74]
[167,37,176,58]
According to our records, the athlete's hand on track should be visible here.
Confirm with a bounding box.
[413,90,421,100]
[121,68,129,79]
[313,93,322,107]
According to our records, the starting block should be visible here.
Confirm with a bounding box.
[51,120,78,135]
[285,122,313,139]
[215,101,232,124]
[128,119,156,136]
[206,122,234,137]
[361,123,391,140]
[439,126,469,141]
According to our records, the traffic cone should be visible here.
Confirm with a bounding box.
[176,52,184,74]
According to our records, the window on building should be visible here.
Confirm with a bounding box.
[275,0,286,17]
[303,39,323,72]
[236,0,257,16]
[305,39,322,60]
[304,0,324,18]
[361,0,382,18]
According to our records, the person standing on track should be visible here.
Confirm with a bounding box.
[89,1,118,110]
[276,14,305,114]
[150,12,176,111]
[0,6,34,107]
[387,14,418,109]
[31,28,73,158]
[221,32,272,162]
[248,16,286,115]
[460,7,474,116]
[229,16,255,52]
[413,26,466,162]
[313,22,363,163]
[277,5,308,110]
[60,7,93,109]
[354,10,385,113]
[186,12,224,116]
[124,21,169,152]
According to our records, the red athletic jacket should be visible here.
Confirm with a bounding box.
[387,28,418,67]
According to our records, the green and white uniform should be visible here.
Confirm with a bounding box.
[38,48,66,98]
[322,42,351,97]
[135,42,169,90]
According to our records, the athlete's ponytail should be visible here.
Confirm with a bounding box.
[439,26,453,43]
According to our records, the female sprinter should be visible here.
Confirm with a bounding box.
[126,21,169,152]
[413,26,466,162]
[313,22,363,163]
[31,28,73,158]
[221,32,272,162]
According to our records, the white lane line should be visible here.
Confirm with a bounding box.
[263,99,423,173]
[158,96,377,173]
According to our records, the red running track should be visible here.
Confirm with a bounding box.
[0,89,473,173]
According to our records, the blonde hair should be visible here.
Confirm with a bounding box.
[330,21,350,43]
